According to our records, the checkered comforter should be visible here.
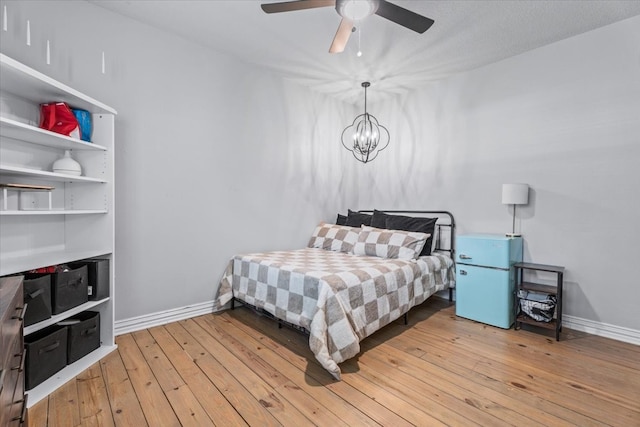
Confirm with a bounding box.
[215,248,455,379]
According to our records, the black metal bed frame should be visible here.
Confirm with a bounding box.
[231,209,456,332]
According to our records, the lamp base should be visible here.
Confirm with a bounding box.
[505,232,522,238]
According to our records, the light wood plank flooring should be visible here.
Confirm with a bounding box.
[29,298,640,426]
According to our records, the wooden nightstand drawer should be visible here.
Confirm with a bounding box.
[8,353,26,426]
[1,276,26,427]
[1,286,25,366]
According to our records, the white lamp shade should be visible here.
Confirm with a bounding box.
[502,183,529,205]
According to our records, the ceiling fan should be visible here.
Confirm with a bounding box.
[261,0,434,53]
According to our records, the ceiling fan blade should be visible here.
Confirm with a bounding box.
[329,18,354,53]
[375,0,434,33]
[261,0,335,14]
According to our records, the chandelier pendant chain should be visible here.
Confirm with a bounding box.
[357,23,362,57]
[363,82,368,115]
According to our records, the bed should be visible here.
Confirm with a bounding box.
[214,210,456,379]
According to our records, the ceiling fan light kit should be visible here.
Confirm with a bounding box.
[261,0,434,53]
[336,0,378,21]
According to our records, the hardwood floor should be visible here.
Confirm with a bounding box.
[29,298,640,426]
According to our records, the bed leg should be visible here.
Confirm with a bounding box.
[278,320,282,329]
[404,313,408,325]
[231,297,235,310]
[449,288,453,302]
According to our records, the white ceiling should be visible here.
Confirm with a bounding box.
[91,0,640,103]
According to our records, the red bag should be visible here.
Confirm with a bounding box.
[39,102,81,139]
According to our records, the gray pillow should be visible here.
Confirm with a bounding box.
[345,209,372,227]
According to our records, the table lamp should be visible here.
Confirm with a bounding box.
[502,183,529,237]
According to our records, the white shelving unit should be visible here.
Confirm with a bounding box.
[0,53,117,407]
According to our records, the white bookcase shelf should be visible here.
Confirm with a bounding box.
[0,53,117,407]
[0,250,113,278]
[0,164,108,183]
[24,298,110,335]
[0,209,108,216]
[24,344,118,407]
[0,53,116,114]
[0,116,108,151]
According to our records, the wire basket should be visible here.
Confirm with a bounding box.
[518,290,557,322]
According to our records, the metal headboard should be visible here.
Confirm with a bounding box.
[357,210,456,260]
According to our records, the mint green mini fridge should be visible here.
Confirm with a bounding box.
[455,234,523,328]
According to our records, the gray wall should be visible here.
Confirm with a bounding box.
[354,16,640,332]
[1,1,638,335]
[0,0,355,320]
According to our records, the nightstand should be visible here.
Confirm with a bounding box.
[455,234,523,328]
[514,262,564,341]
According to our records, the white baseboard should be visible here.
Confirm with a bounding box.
[562,314,640,346]
[114,299,640,347]
[114,300,221,336]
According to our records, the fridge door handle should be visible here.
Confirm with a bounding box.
[459,254,472,260]
[460,269,468,275]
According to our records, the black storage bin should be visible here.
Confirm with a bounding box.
[61,311,100,364]
[23,275,52,326]
[68,258,109,300]
[28,265,88,314]
[25,325,68,390]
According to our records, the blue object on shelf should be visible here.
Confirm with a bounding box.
[72,109,92,142]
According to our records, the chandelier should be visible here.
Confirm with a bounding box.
[341,82,390,164]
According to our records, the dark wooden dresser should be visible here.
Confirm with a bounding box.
[1,276,28,427]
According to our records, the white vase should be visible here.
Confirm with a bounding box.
[53,150,82,176]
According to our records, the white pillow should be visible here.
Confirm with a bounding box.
[352,226,430,260]
[307,222,360,253]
